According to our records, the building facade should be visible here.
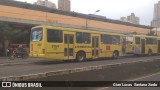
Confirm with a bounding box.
[34,0,56,9]
[0,0,153,35]
[151,1,160,28]
[127,13,139,24]
[120,13,140,24]
[58,0,70,11]
[120,17,128,22]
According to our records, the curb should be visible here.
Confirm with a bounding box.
[0,62,33,66]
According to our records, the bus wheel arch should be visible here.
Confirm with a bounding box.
[148,49,152,56]
[112,50,119,59]
[76,51,86,62]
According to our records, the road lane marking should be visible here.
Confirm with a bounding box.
[131,72,160,81]
[97,72,160,90]
[97,87,109,90]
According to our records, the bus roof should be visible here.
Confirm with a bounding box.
[32,25,125,36]
[127,34,158,38]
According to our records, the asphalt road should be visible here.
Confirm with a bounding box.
[95,72,160,90]
[0,55,159,79]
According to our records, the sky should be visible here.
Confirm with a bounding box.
[15,0,160,26]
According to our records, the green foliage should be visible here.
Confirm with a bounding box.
[0,22,29,43]
[0,22,11,39]
[0,23,19,41]
[0,22,30,56]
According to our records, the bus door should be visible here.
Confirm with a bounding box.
[141,39,145,54]
[64,34,74,60]
[92,35,99,58]
[158,40,160,53]
[122,37,126,55]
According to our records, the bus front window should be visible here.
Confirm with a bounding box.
[31,28,43,41]
[126,36,133,44]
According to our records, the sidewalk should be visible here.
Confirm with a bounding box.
[0,57,11,62]
[0,56,50,66]
[0,56,8,59]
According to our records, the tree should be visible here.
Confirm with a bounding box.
[0,23,11,55]
[0,22,28,56]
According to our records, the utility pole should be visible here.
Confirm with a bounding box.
[86,10,100,30]
[156,3,158,36]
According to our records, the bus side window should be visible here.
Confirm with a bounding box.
[83,33,90,44]
[135,37,140,44]
[47,29,63,43]
[101,34,111,44]
[101,34,104,44]
[112,35,120,45]
[76,32,83,43]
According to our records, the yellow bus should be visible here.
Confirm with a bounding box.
[29,25,124,61]
[145,36,158,55]
[125,35,159,56]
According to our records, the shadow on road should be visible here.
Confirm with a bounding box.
[32,58,115,65]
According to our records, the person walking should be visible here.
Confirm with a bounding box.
[6,48,9,57]
[17,45,24,58]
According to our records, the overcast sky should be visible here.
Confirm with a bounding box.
[15,0,160,26]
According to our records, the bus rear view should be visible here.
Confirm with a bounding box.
[29,26,45,58]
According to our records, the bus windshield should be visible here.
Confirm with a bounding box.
[31,28,43,41]
[125,36,133,44]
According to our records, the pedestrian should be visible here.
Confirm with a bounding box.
[6,48,9,56]
[17,45,24,58]
[9,48,14,57]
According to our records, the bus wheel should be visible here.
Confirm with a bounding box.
[148,49,152,56]
[112,51,119,59]
[76,52,85,62]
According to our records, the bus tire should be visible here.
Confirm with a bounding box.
[148,49,152,56]
[76,51,86,62]
[112,51,119,59]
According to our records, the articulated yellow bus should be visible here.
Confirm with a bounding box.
[125,35,159,56]
[29,25,124,61]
